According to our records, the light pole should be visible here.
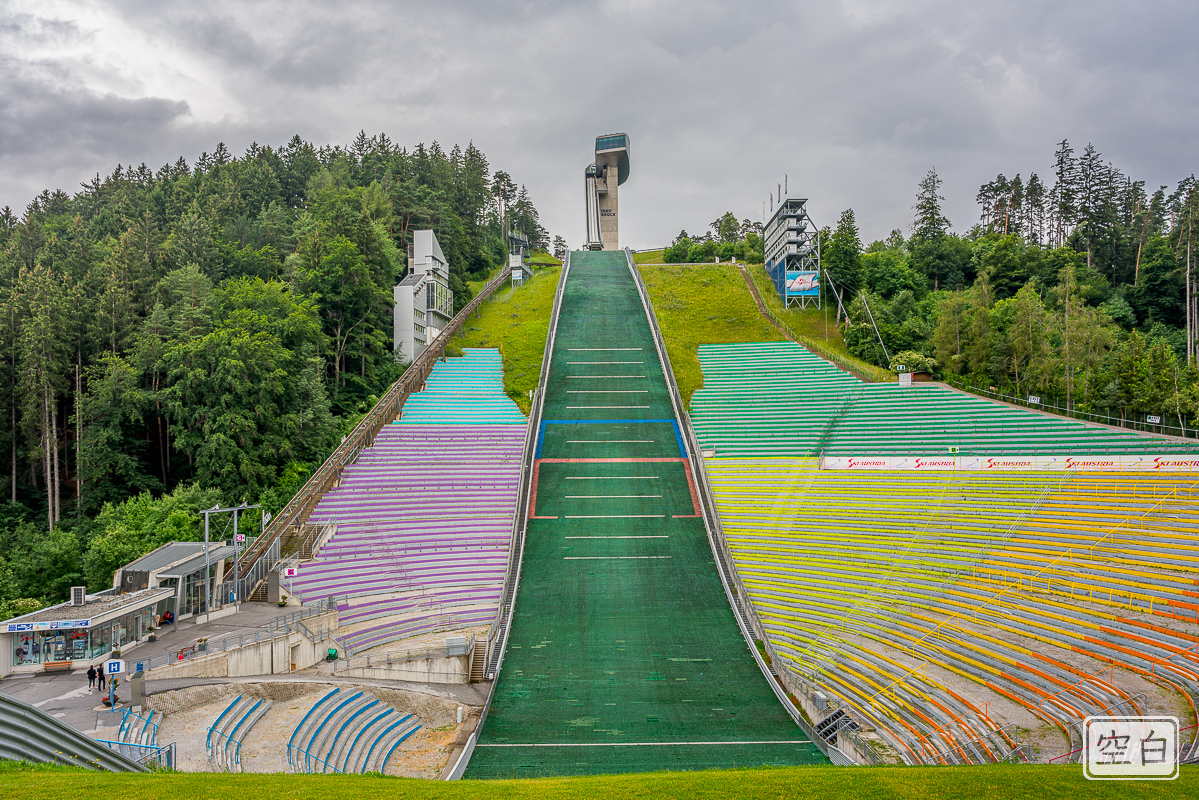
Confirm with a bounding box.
[200,503,261,623]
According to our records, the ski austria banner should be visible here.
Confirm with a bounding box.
[785,270,820,297]
[821,455,1199,472]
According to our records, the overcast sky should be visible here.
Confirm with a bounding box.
[2,0,1196,248]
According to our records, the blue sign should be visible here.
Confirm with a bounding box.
[786,270,820,297]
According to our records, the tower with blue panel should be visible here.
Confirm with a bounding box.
[764,197,821,309]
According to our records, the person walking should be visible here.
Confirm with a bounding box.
[96,668,106,692]
[86,665,96,689]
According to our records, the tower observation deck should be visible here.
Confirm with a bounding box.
[584,133,630,251]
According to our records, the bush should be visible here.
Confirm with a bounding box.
[890,350,938,375]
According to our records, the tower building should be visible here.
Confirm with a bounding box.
[584,133,630,251]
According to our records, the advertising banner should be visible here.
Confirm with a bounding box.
[786,270,820,297]
[821,455,1199,472]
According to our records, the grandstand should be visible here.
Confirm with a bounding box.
[464,251,824,778]
[693,341,1199,457]
[291,348,526,653]
[691,340,1199,764]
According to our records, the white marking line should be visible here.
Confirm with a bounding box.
[564,514,666,518]
[565,536,669,539]
[476,740,812,747]
[566,440,655,444]
[567,375,646,379]
[567,361,644,364]
[566,390,649,393]
[34,685,91,707]
[565,495,662,498]
[566,476,659,480]
[564,556,673,560]
[567,405,650,409]
[567,348,643,351]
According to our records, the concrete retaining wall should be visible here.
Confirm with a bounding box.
[335,655,469,684]
[146,611,336,680]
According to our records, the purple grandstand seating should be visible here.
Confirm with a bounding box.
[289,422,525,652]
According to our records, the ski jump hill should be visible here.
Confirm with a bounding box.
[464,250,824,777]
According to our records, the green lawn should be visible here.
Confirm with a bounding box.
[633,248,666,264]
[530,250,562,267]
[2,762,1192,800]
[455,264,561,414]
[637,263,784,406]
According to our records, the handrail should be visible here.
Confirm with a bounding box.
[626,247,834,758]
[946,378,1199,442]
[447,251,569,781]
[238,267,514,579]
[287,688,339,766]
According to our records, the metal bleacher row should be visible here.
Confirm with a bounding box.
[206,695,272,771]
[692,342,1199,765]
[286,688,421,774]
[693,341,1199,456]
[291,349,526,653]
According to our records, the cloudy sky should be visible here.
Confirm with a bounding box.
[2,0,1196,248]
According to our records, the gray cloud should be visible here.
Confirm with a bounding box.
[1,0,1195,243]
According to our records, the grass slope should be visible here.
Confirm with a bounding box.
[742,264,854,355]
[1,762,1192,800]
[637,264,784,405]
[455,264,560,414]
[633,249,666,264]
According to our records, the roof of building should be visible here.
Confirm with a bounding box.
[156,545,238,578]
[4,587,174,625]
[398,272,425,287]
[122,541,224,574]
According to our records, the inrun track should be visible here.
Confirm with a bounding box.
[465,250,825,778]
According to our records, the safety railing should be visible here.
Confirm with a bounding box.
[237,268,515,581]
[946,378,1199,441]
[626,247,835,759]
[335,634,474,673]
[95,739,175,770]
[118,708,159,747]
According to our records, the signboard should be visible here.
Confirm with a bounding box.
[1147,415,1163,424]
[822,455,1199,472]
[1028,395,1041,404]
[6,619,92,633]
[1084,716,1178,781]
[785,270,820,297]
[284,567,297,578]
[105,659,125,676]
[234,533,246,543]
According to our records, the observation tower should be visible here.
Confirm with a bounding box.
[584,133,630,251]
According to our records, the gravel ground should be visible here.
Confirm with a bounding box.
[149,680,480,775]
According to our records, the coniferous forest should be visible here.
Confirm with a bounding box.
[0,133,547,615]
[820,141,1199,420]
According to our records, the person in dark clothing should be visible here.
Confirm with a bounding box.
[97,670,106,691]
[86,666,97,688]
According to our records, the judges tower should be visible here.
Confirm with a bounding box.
[584,133,630,251]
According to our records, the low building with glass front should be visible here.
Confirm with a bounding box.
[2,587,173,676]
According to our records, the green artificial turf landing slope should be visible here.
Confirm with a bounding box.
[465,250,824,778]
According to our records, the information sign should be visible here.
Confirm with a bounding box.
[104,659,125,676]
